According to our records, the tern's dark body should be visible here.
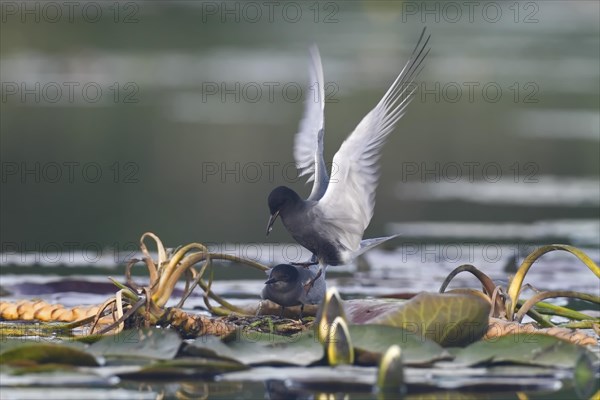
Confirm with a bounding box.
[261,264,326,316]
[261,264,303,308]
[268,186,344,266]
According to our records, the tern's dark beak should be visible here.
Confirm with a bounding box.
[264,278,277,285]
[266,210,280,236]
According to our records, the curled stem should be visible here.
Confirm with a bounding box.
[140,232,166,280]
[158,243,209,294]
[514,290,600,323]
[506,245,600,319]
[439,264,497,296]
[525,300,597,321]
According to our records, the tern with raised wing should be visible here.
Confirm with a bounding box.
[266,28,431,289]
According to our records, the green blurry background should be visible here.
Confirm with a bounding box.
[1,1,599,253]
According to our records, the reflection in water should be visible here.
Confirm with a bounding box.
[388,219,600,245]
[514,109,600,141]
[395,177,600,207]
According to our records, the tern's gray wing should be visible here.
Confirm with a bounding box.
[317,28,430,252]
[294,45,329,201]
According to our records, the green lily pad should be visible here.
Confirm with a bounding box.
[0,342,98,367]
[454,334,590,368]
[345,298,408,323]
[574,350,600,398]
[119,357,246,378]
[184,330,323,366]
[347,293,490,347]
[219,364,562,394]
[348,324,449,366]
[87,328,181,361]
[220,365,376,390]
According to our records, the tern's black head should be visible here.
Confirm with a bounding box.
[267,186,302,215]
[265,264,300,285]
[266,186,302,235]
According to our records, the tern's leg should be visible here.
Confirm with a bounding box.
[299,304,304,320]
[279,306,285,318]
[303,266,323,294]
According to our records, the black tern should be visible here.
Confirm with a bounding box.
[266,28,430,286]
[261,263,326,317]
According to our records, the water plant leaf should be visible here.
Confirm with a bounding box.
[219,364,562,394]
[118,357,246,378]
[344,298,405,323]
[454,333,590,368]
[0,342,98,367]
[574,350,600,399]
[348,324,448,365]
[87,327,181,360]
[220,365,376,390]
[184,330,323,366]
[347,293,490,347]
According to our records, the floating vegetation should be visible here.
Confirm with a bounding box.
[438,244,600,345]
[1,233,599,398]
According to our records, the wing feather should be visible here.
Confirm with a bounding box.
[293,45,329,201]
[316,28,431,252]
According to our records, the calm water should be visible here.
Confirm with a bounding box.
[1,1,598,249]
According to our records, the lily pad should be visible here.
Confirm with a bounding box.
[87,328,181,361]
[347,293,490,347]
[119,357,246,378]
[574,350,600,398]
[0,368,116,388]
[0,342,98,367]
[345,298,407,323]
[219,364,562,394]
[348,324,449,365]
[454,333,591,368]
[220,365,376,390]
[185,330,323,366]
